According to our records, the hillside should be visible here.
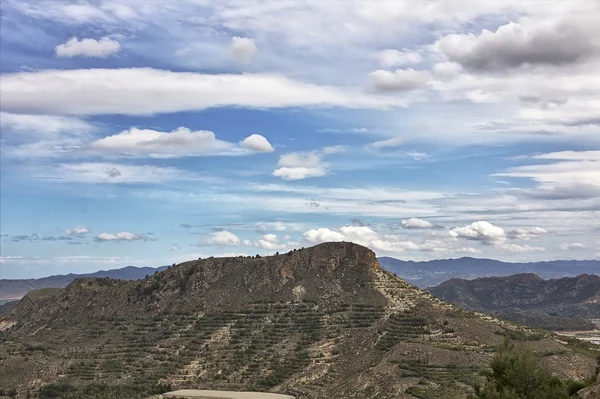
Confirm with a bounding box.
[378,257,600,288]
[0,243,597,399]
[429,274,600,331]
[0,265,168,300]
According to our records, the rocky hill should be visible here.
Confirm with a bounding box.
[379,257,600,288]
[0,265,168,300]
[429,273,600,331]
[0,243,597,399]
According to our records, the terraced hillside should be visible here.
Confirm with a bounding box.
[0,243,597,399]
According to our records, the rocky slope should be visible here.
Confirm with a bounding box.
[0,243,597,399]
[429,273,600,331]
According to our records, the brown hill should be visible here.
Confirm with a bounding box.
[0,243,597,399]
[429,273,600,331]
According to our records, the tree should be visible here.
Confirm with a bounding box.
[470,338,583,399]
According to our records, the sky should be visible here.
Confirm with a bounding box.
[0,0,599,279]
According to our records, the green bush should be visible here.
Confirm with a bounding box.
[470,338,592,399]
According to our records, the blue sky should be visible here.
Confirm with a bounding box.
[1,0,599,279]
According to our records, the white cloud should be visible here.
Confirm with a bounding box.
[55,36,120,58]
[321,145,346,155]
[369,68,430,92]
[239,134,274,152]
[0,68,407,116]
[495,155,600,188]
[272,150,328,180]
[507,227,548,240]
[533,151,600,161]
[260,233,278,243]
[500,243,546,253]
[559,242,587,251]
[171,244,181,251]
[406,151,430,161]
[458,247,483,254]
[95,231,146,242]
[38,162,202,184]
[449,221,507,244]
[255,221,304,232]
[402,218,434,229]
[90,127,273,158]
[303,225,420,255]
[90,127,234,157]
[368,136,404,150]
[374,49,422,67]
[303,228,345,243]
[64,226,90,236]
[0,112,94,137]
[204,230,241,246]
[230,36,257,63]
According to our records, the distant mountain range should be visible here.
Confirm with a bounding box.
[0,265,167,300]
[378,256,600,288]
[429,273,600,331]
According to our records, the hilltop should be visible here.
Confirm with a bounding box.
[1,243,597,399]
[379,256,600,288]
[429,273,600,331]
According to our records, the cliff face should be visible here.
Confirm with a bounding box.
[1,243,597,399]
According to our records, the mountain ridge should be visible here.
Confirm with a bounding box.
[428,273,600,331]
[1,242,597,399]
[0,265,168,300]
[378,256,600,287]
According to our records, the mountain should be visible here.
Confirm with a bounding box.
[1,243,597,399]
[378,256,600,288]
[0,265,168,300]
[429,273,600,331]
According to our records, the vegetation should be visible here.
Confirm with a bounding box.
[470,338,595,399]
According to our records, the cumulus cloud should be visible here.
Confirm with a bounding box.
[89,127,274,158]
[272,151,328,180]
[95,231,148,242]
[0,68,407,116]
[230,36,257,63]
[261,233,278,243]
[55,36,120,58]
[239,134,274,152]
[374,49,422,67]
[559,242,587,251]
[64,226,90,236]
[402,218,434,229]
[449,221,507,244]
[303,227,345,243]
[303,225,420,255]
[458,247,483,254]
[256,234,284,250]
[203,230,241,246]
[436,16,600,71]
[369,68,430,92]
